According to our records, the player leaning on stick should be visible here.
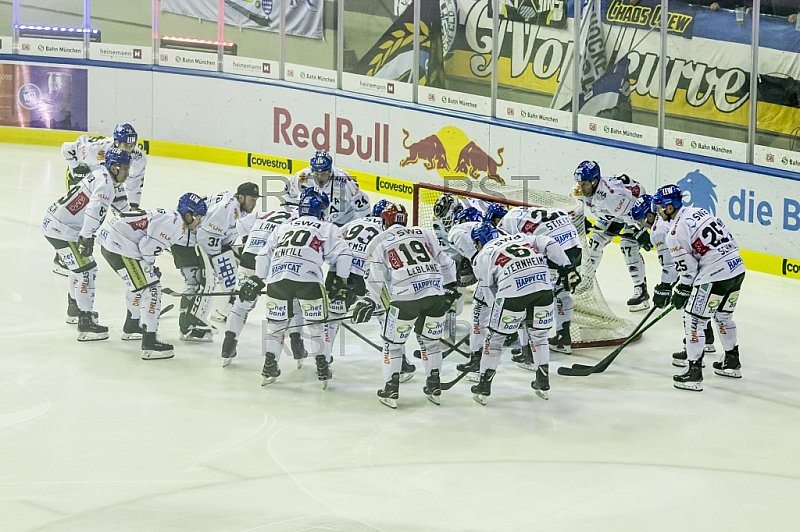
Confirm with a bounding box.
[573,160,652,311]
[42,148,130,341]
[98,193,206,359]
[351,204,458,408]
[240,190,352,389]
[470,222,580,404]
[630,195,716,367]
[654,185,746,392]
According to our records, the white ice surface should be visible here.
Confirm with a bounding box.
[2,143,800,531]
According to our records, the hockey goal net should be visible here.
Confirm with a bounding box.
[412,180,633,348]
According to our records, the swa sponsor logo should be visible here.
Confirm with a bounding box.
[271,262,302,275]
[400,126,505,184]
[726,257,743,271]
[677,169,717,215]
[412,279,441,293]
[514,272,548,290]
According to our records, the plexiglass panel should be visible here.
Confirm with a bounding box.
[283,0,338,88]
[158,1,223,71]
[90,1,152,64]
[17,0,86,59]
[221,0,280,79]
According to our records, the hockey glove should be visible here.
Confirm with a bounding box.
[633,227,653,251]
[77,236,94,257]
[443,282,460,308]
[671,284,692,310]
[326,275,346,301]
[351,298,377,324]
[238,275,265,302]
[652,283,673,309]
[559,265,582,294]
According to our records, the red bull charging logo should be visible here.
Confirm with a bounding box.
[400,127,505,184]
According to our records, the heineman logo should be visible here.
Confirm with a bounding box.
[400,126,505,184]
[677,169,717,215]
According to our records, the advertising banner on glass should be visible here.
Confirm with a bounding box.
[0,63,87,131]
[161,0,324,39]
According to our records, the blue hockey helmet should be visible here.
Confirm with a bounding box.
[485,203,508,223]
[299,189,330,218]
[104,147,131,169]
[574,160,601,182]
[653,185,683,210]
[471,222,499,246]
[177,193,208,217]
[113,123,138,145]
[631,194,656,221]
[310,150,333,172]
[455,206,483,224]
[372,199,390,217]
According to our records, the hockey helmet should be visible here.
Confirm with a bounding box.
[653,185,683,210]
[381,203,408,228]
[631,194,656,221]
[485,203,508,224]
[113,123,138,145]
[471,222,499,246]
[433,193,457,219]
[372,199,390,217]
[455,206,483,224]
[177,192,208,217]
[299,189,330,219]
[310,150,333,173]
[574,160,601,182]
[104,147,131,169]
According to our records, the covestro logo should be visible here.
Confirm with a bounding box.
[782,258,800,278]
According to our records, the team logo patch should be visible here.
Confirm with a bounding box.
[66,192,89,215]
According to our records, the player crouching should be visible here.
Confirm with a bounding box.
[99,193,206,359]
[240,190,352,389]
[352,204,458,408]
[471,222,580,403]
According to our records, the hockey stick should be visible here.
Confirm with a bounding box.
[162,287,240,297]
[341,322,383,352]
[412,333,471,360]
[159,304,174,316]
[557,305,673,377]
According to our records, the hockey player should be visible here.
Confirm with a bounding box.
[284,150,370,226]
[470,222,580,403]
[498,206,582,357]
[431,192,487,251]
[239,190,352,388]
[55,123,145,276]
[654,185,746,392]
[42,147,130,341]
[573,160,652,311]
[351,204,458,408]
[98,194,206,359]
[630,195,715,365]
[171,182,261,342]
[221,203,298,366]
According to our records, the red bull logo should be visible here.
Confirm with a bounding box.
[400,127,505,184]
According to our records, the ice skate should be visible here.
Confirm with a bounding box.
[673,358,703,391]
[290,332,308,368]
[315,355,332,390]
[548,321,572,355]
[179,327,215,342]
[627,282,651,312]
[221,331,237,367]
[512,344,536,371]
[121,310,144,340]
[377,373,400,409]
[77,311,109,342]
[66,295,80,324]
[141,330,174,360]
[457,350,482,382]
[471,369,495,406]
[261,352,281,386]
[713,346,742,378]
[423,369,441,405]
[400,354,415,383]
[531,364,550,400]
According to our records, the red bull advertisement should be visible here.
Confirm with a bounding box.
[399,126,506,184]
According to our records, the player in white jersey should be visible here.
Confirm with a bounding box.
[42,148,130,341]
[283,150,371,226]
[98,194,206,359]
[220,204,298,366]
[351,204,458,408]
[630,195,716,365]
[573,161,653,311]
[498,206,583,356]
[431,193,488,251]
[654,185,746,392]
[470,223,580,403]
[240,190,352,388]
[170,182,260,342]
[54,124,145,277]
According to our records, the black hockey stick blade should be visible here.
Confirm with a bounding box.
[159,304,175,317]
[413,334,470,359]
[440,369,472,391]
[341,323,383,353]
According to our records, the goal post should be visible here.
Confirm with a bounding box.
[412,180,634,348]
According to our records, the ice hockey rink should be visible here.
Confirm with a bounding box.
[2,142,800,531]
